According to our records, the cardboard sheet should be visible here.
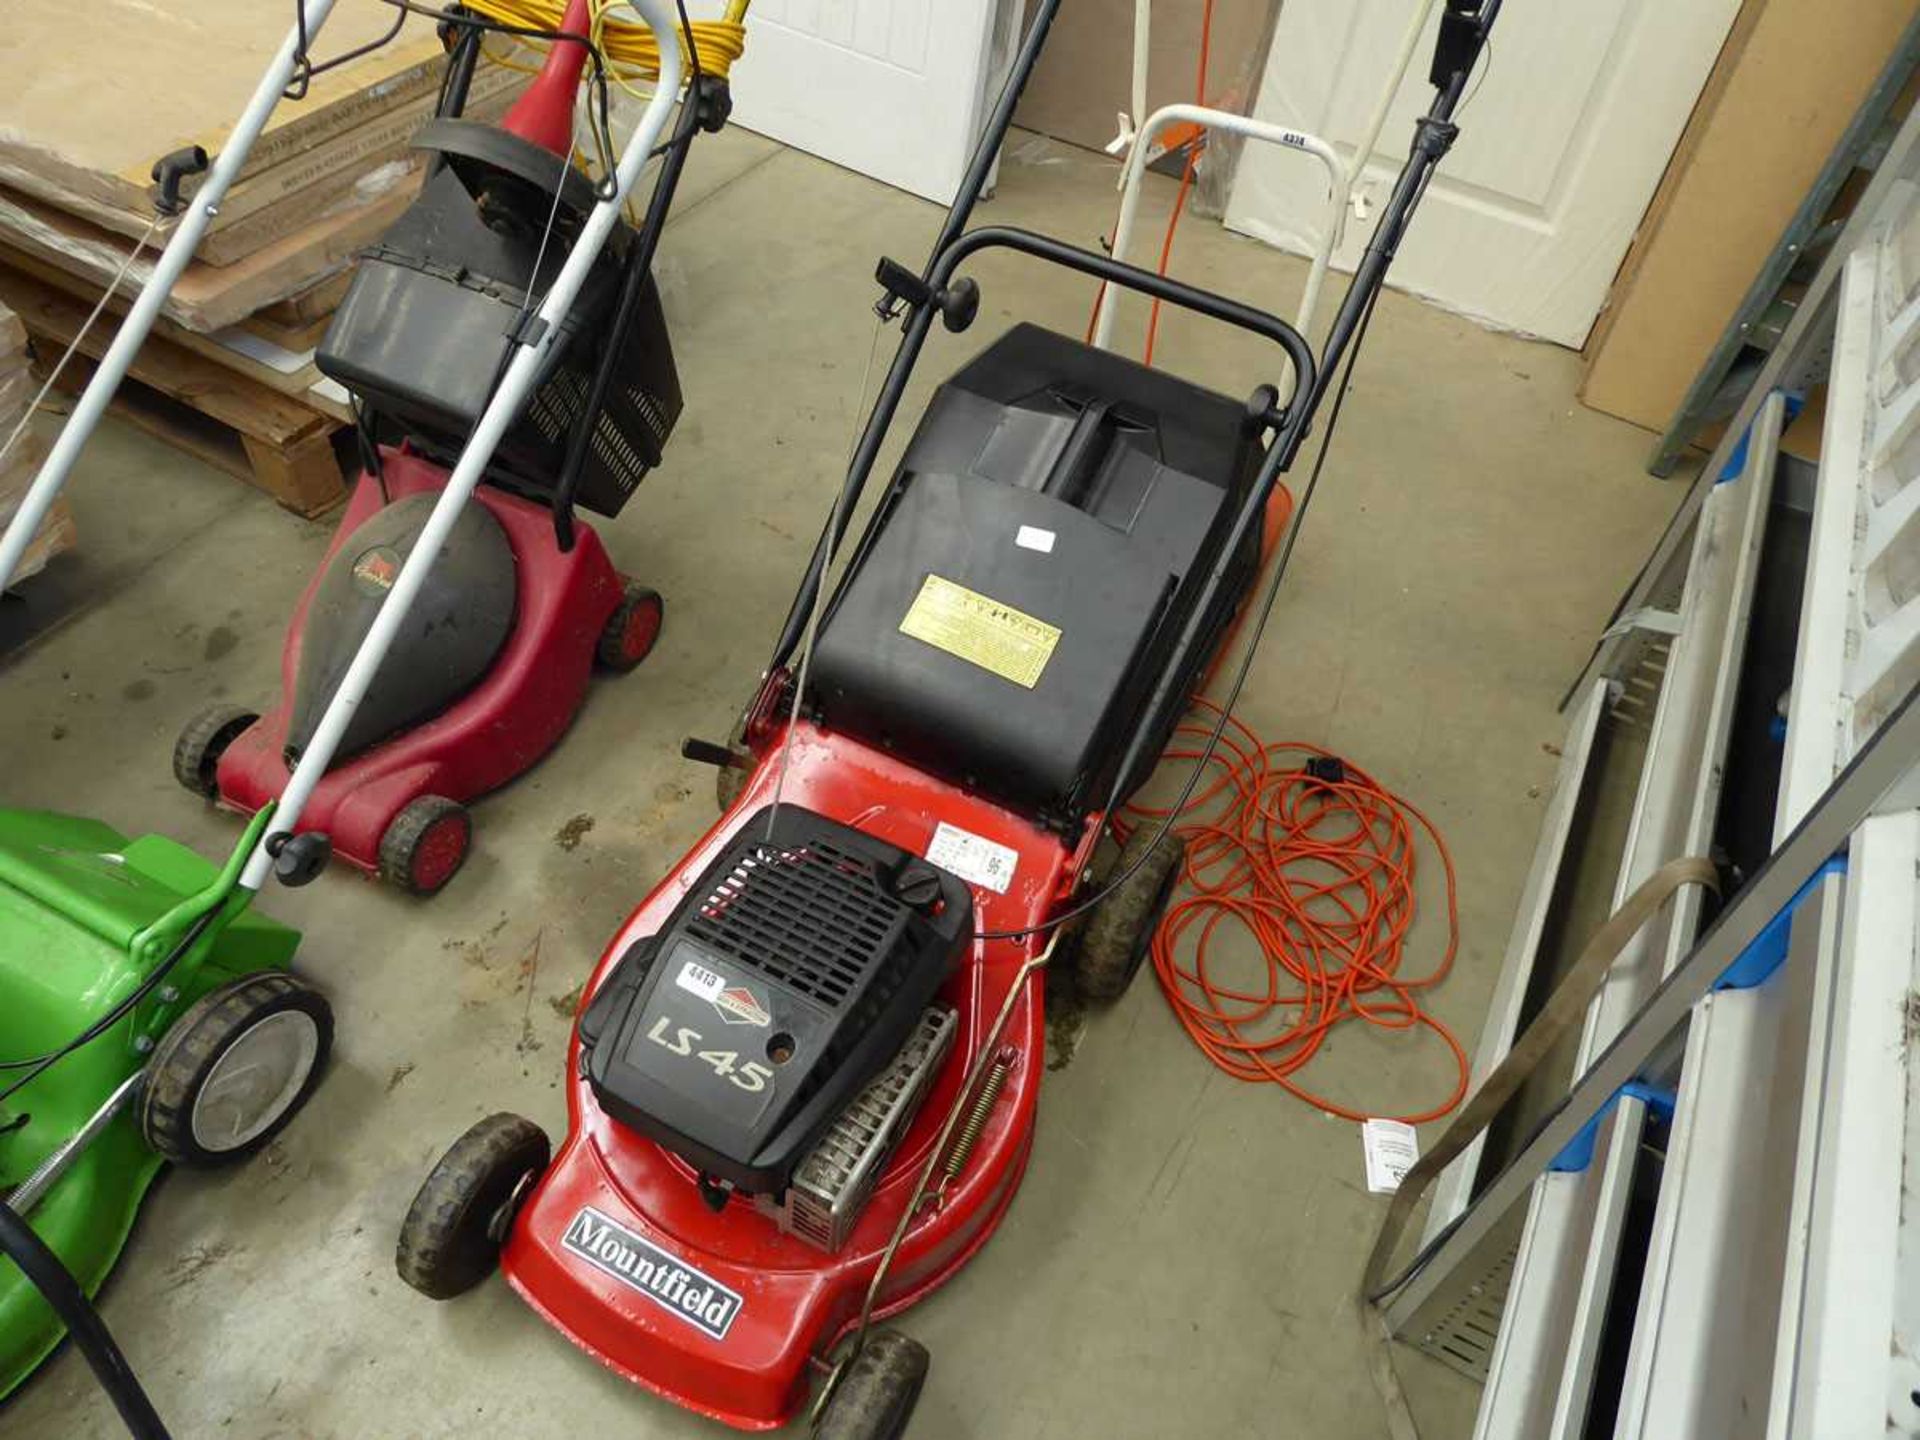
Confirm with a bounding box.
[0,178,417,332]
[1580,0,1917,433]
[0,2,448,236]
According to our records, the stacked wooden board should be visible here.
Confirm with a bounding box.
[0,0,524,517]
[0,301,76,583]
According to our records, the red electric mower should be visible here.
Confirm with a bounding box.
[172,0,742,895]
[396,1,1497,1432]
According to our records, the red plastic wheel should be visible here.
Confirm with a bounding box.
[411,815,470,893]
[378,796,473,897]
[596,585,664,673]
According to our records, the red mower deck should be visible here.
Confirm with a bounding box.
[504,722,1066,1428]
[211,447,634,885]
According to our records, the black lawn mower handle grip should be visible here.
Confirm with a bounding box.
[930,227,1318,405]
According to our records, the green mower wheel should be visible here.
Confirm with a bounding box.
[139,971,332,1167]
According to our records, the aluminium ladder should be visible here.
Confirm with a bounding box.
[1392,96,1920,1440]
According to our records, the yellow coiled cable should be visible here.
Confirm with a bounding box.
[462,0,749,89]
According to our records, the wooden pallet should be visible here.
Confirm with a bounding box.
[0,269,346,516]
[0,247,350,422]
[0,431,78,582]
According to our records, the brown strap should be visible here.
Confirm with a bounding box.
[1359,854,1720,1440]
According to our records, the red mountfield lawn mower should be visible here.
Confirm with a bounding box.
[172,0,748,895]
[396,1,1497,1433]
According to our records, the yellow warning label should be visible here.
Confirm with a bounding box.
[898,574,1061,689]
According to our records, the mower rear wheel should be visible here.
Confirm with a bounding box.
[814,1330,929,1440]
[140,972,332,1167]
[396,1113,550,1300]
[715,753,752,813]
[596,584,665,672]
[171,703,258,798]
[378,796,472,896]
[1075,827,1187,1001]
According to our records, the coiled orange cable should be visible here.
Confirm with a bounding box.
[1114,700,1469,1125]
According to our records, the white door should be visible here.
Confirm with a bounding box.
[721,0,1008,205]
[1222,0,1742,347]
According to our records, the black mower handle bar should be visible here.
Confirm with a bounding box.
[766,0,1499,691]
[766,227,1320,670]
[929,226,1318,407]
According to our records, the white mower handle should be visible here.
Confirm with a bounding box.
[0,0,342,594]
[1093,105,1348,355]
[239,0,688,893]
[1094,0,1445,363]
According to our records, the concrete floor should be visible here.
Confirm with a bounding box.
[0,127,1682,1439]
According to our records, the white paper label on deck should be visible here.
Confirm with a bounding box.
[926,821,1018,894]
[1014,525,1056,554]
[675,959,724,1001]
[1362,1118,1419,1194]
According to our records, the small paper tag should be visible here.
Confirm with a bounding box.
[926,821,1018,894]
[1015,525,1056,553]
[1362,1118,1419,1194]
[675,958,724,1001]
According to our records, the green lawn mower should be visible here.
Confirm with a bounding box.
[0,806,330,1431]
[2,0,702,1426]
[0,4,358,1430]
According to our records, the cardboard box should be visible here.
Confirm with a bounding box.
[1015,0,1279,157]
[1580,0,1918,436]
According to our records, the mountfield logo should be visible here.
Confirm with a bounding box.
[562,1207,743,1340]
[350,544,400,596]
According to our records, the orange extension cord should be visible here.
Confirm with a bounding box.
[1089,3,1467,1124]
[1113,702,1470,1126]
[1085,0,1213,363]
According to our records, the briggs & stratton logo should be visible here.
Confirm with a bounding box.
[713,984,771,1027]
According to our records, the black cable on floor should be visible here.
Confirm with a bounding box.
[0,1201,170,1440]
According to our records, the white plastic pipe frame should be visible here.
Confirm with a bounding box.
[1093,104,1348,356]
[1093,0,1444,365]
[0,0,342,594]
[237,0,687,892]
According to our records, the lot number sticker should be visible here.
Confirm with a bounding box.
[927,821,1018,894]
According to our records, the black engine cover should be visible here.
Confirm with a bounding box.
[286,492,517,764]
[578,806,971,1195]
[808,322,1260,821]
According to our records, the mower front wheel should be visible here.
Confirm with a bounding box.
[379,795,472,896]
[814,1330,929,1440]
[172,703,258,798]
[140,972,333,1167]
[596,584,665,672]
[1075,827,1187,1001]
[396,1113,550,1300]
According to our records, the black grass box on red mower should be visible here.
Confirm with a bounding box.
[171,0,741,897]
[0,2,716,1434]
[395,1,1498,1434]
